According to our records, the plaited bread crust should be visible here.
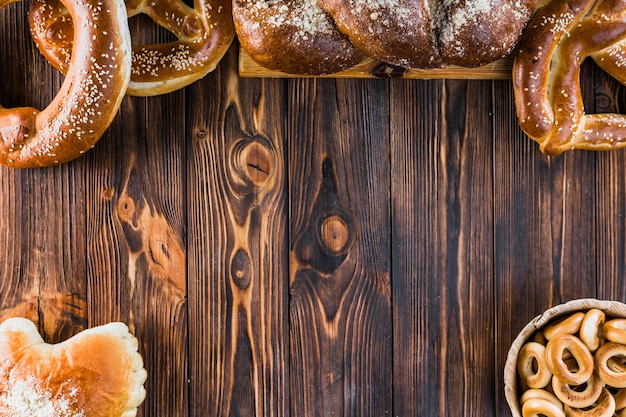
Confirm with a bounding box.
[232,0,365,75]
[316,0,536,69]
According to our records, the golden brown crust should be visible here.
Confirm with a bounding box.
[232,0,365,75]
[29,0,235,96]
[0,318,147,417]
[316,0,535,69]
[513,0,626,154]
[0,0,131,168]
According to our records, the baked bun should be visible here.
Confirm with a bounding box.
[233,0,365,75]
[317,0,537,68]
[0,317,147,417]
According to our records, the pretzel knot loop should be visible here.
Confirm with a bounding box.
[514,0,626,155]
[0,0,131,168]
[29,0,235,96]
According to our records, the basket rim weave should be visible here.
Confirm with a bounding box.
[503,298,626,417]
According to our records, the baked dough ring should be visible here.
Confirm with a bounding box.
[0,0,131,168]
[545,334,594,386]
[29,0,234,96]
[604,319,626,345]
[521,397,566,417]
[520,388,564,409]
[580,309,606,352]
[0,317,147,416]
[595,342,626,388]
[551,372,604,408]
[513,0,626,155]
[543,312,585,340]
[518,341,553,389]
[564,387,616,417]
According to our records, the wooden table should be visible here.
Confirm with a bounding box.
[2,3,626,415]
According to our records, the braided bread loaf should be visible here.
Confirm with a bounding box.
[234,0,536,74]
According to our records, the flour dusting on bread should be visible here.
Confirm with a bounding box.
[0,376,85,417]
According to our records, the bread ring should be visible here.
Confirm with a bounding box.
[595,342,626,388]
[513,0,626,155]
[603,319,626,345]
[0,0,131,168]
[29,0,234,96]
[545,334,594,386]
[580,309,606,352]
[518,342,553,389]
[232,0,365,75]
[520,388,563,409]
[543,312,585,340]
[521,397,566,417]
[564,387,616,417]
[551,372,604,408]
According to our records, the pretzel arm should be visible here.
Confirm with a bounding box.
[134,0,201,40]
[513,0,594,144]
[570,113,626,150]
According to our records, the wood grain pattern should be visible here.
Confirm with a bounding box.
[287,78,392,416]
[187,48,289,416]
[2,3,626,416]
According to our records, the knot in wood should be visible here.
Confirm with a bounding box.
[318,215,350,254]
[231,249,252,290]
[195,129,207,139]
[231,138,274,189]
[117,195,137,225]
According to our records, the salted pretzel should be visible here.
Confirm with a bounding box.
[513,0,626,155]
[29,0,234,96]
[0,0,131,168]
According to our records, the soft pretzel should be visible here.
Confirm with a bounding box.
[0,317,147,416]
[232,0,365,75]
[29,0,235,96]
[317,0,536,69]
[513,0,626,155]
[0,0,131,168]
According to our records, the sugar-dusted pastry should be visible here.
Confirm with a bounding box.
[0,317,147,417]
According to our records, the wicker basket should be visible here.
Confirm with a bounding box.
[503,298,626,417]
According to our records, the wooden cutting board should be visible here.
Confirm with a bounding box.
[239,0,549,79]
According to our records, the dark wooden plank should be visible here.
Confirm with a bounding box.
[592,64,626,300]
[84,87,188,417]
[81,13,190,416]
[390,78,496,416]
[0,0,88,342]
[187,47,289,416]
[287,78,392,416]
[493,68,599,415]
